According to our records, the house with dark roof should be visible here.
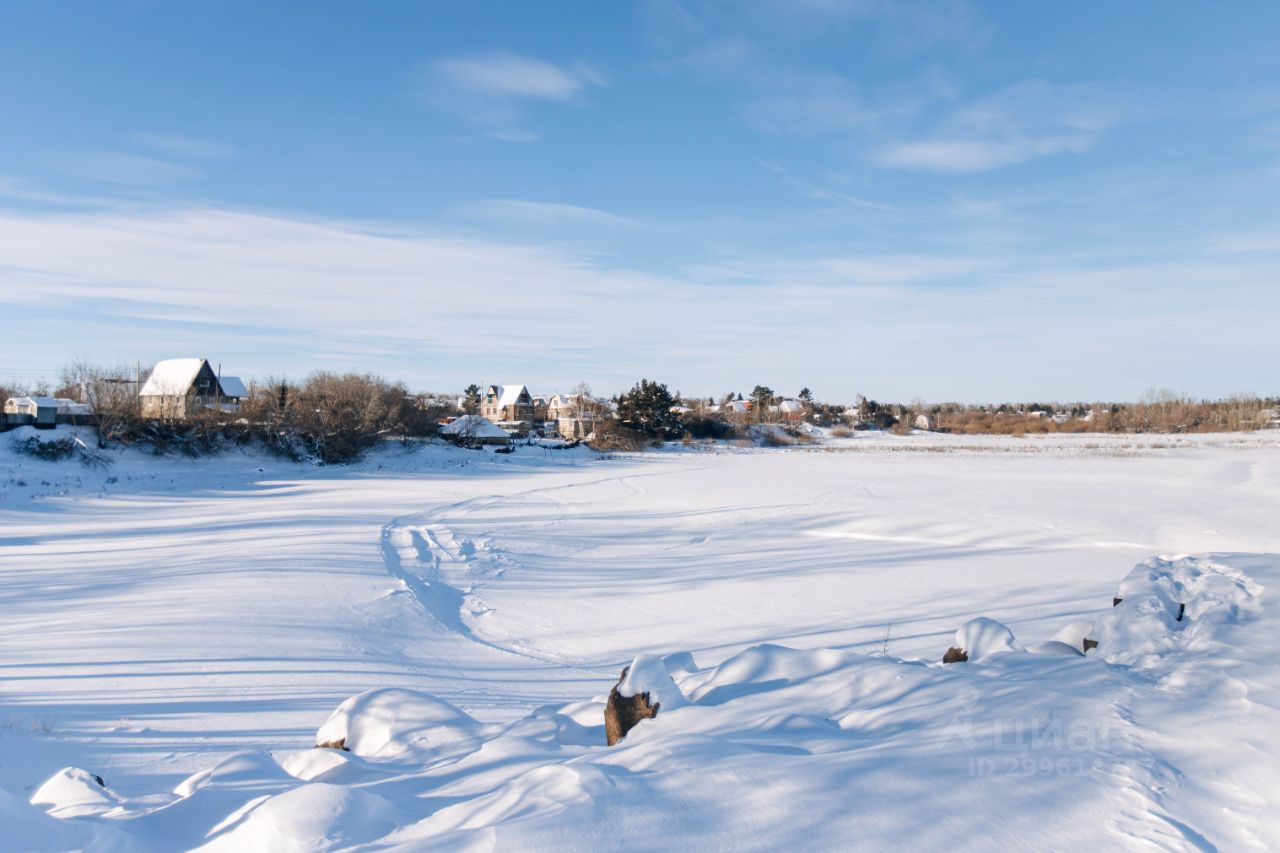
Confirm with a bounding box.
[139,358,246,419]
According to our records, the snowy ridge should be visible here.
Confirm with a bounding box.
[10,553,1279,851]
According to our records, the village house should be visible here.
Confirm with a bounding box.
[139,358,246,420]
[480,384,535,427]
[773,399,806,423]
[548,393,606,440]
[532,395,551,423]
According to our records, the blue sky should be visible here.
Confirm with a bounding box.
[1,1,1278,402]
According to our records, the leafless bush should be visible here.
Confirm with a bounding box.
[681,415,741,440]
[759,429,794,447]
[11,434,111,468]
[588,421,651,452]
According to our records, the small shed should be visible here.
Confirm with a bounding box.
[4,396,59,428]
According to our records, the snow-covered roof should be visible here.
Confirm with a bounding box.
[140,358,208,397]
[777,400,804,413]
[53,398,93,415]
[218,376,247,398]
[13,396,59,407]
[489,384,529,407]
[438,415,509,439]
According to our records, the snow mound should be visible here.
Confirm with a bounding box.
[12,554,1280,850]
[689,643,853,703]
[1091,554,1264,667]
[952,616,1023,661]
[279,747,359,783]
[617,653,689,710]
[1025,639,1084,656]
[174,750,295,798]
[1,786,99,850]
[315,688,482,758]
[30,766,119,818]
[194,783,396,852]
[1050,619,1096,652]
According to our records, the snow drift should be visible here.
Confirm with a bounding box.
[13,553,1279,851]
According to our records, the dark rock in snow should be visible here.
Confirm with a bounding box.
[942,646,968,664]
[1082,638,1099,652]
[315,738,350,751]
[605,665,661,746]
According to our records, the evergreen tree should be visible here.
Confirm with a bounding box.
[798,387,814,405]
[750,385,775,411]
[462,384,481,414]
[617,379,682,438]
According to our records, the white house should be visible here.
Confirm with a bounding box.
[139,358,245,419]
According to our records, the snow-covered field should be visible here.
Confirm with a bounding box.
[2,427,1279,851]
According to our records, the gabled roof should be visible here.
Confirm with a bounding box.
[218,376,248,398]
[7,396,59,408]
[488,384,530,407]
[140,358,209,397]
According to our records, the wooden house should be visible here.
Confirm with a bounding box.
[480,384,535,425]
[139,358,244,419]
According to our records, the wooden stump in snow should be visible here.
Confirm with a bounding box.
[1082,638,1099,652]
[605,665,660,746]
[942,646,968,664]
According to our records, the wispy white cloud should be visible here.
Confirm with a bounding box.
[487,130,542,143]
[432,51,604,101]
[878,135,1093,172]
[0,199,1274,399]
[131,133,239,160]
[745,73,873,135]
[451,199,639,229]
[417,50,605,135]
[60,152,201,185]
[878,80,1133,172]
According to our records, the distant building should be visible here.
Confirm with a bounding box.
[438,414,511,446]
[548,393,606,440]
[3,396,58,429]
[139,358,245,419]
[915,414,932,431]
[773,400,806,423]
[480,384,535,426]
